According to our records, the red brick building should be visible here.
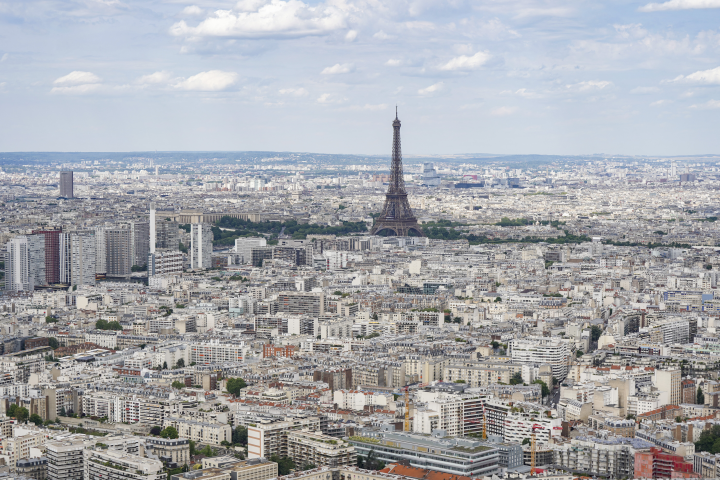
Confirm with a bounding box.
[262,344,296,358]
[634,448,699,479]
[31,228,62,284]
[682,379,697,404]
[24,337,49,350]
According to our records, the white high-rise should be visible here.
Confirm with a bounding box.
[60,231,96,287]
[509,336,571,381]
[94,226,107,275]
[190,223,212,270]
[5,235,45,292]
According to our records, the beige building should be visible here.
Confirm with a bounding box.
[83,448,164,480]
[654,368,681,407]
[145,437,190,466]
[163,417,231,446]
[248,416,321,459]
[286,431,356,468]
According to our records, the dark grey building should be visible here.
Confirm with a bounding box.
[59,171,73,198]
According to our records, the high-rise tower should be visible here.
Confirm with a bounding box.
[59,171,74,198]
[370,110,424,237]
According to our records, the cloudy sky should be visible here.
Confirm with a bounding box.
[1,0,720,155]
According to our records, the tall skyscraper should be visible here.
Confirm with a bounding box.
[130,221,150,268]
[59,171,74,198]
[60,231,96,286]
[94,226,107,275]
[156,220,180,250]
[5,235,46,292]
[31,228,62,284]
[106,227,132,277]
[190,223,212,270]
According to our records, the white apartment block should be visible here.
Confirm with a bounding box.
[333,390,392,411]
[191,341,247,364]
[85,331,118,349]
[413,391,489,437]
[509,336,571,381]
[148,249,184,277]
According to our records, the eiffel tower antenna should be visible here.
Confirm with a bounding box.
[371,110,424,237]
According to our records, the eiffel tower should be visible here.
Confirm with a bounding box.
[371,109,425,237]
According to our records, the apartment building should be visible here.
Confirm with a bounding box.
[191,341,247,364]
[509,336,571,381]
[286,431,356,468]
[83,448,164,480]
[145,437,190,466]
[654,368,682,407]
[413,391,489,437]
[106,227,133,277]
[190,223,213,270]
[47,437,92,480]
[149,249,184,277]
[247,415,322,459]
[277,291,325,317]
[163,416,232,446]
[553,437,653,479]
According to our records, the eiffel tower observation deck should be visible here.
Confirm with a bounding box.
[370,110,425,237]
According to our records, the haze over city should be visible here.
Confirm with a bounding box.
[2,0,720,154]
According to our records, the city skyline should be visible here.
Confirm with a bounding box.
[1,1,720,155]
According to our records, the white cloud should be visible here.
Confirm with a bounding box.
[0,53,8,62]
[650,99,671,106]
[640,0,720,12]
[175,70,238,91]
[630,86,661,94]
[345,30,357,41]
[51,71,102,94]
[670,66,720,85]
[490,106,518,116]
[170,0,350,39]
[348,103,388,111]
[137,71,172,85]
[385,59,402,67]
[566,80,613,92]
[690,99,720,109]
[439,51,491,71]
[418,82,444,95]
[317,93,333,103]
[279,87,309,96]
[54,71,101,87]
[321,63,353,74]
[373,31,391,40]
[181,5,203,16]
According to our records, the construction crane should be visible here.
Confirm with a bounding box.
[404,387,411,432]
[530,423,543,475]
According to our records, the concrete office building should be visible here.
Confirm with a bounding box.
[149,250,184,277]
[348,431,500,478]
[83,448,164,480]
[235,237,267,264]
[509,336,571,381]
[31,228,62,284]
[5,235,46,292]
[155,220,180,250]
[59,171,73,198]
[191,223,213,270]
[106,227,132,277]
[286,431,356,468]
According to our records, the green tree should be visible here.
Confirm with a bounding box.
[270,455,295,475]
[160,426,179,439]
[590,325,603,342]
[491,341,499,349]
[533,379,550,399]
[45,315,58,323]
[226,377,247,396]
[60,406,67,417]
[48,337,59,349]
[199,445,215,457]
[232,426,248,445]
[13,406,29,423]
[522,438,531,445]
[162,361,168,370]
[175,358,185,368]
[576,351,584,358]
[698,386,705,405]
[509,372,523,385]
[302,464,317,471]
[29,413,43,426]
[171,381,185,390]
[189,440,197,456]
[150,426,162,435]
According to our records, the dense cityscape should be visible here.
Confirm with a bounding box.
[2,112,720,480]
